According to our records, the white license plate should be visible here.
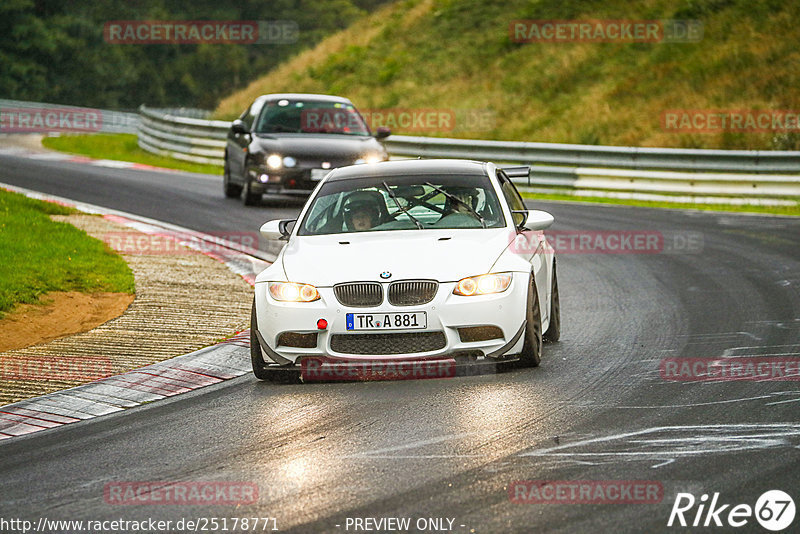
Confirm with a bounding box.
[346,312,427,331]
[310,168,329,181]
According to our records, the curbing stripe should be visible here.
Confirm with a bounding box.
[125,371,208,390]
[0,412,61,429]
[5,400,97,420]
[123,375,197,393]
[63,383,164,404]
[140,367,223,387]
[1,408,81,425]
[169,363,242,380]
[62,389,142,409]
[0,420,51,436]
[0,414,52,429]
[35,394,123,417]
[103,376,190,396]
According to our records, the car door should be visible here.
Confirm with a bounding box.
[497,169,550,318]
[227,101,262,184]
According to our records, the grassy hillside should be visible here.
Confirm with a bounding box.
[215,0,800,150]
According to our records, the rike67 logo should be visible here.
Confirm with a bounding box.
[668,490,795,531]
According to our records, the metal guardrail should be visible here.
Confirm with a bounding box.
[135,105,800,197]
[137,106,229,166]
[503,165,800,197]
[384,135,800,174]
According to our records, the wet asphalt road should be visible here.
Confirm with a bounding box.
[0,153,798,533]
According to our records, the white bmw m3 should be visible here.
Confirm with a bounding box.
[250,159,560,381]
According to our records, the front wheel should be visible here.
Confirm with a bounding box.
[519,274,542,367]
[242,178,261,206]
[223,159,243,198]
[543,262,561,343]
[250,300,297,382]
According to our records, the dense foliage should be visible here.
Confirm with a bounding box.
[0,0,388,110]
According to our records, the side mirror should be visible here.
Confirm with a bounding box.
[513,210,554,231]
[260,219,296,241]
[375,127,391,140]
[231,119,248,135]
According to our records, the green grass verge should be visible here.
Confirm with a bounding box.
[522,191,800,217]
[0,189,135,318]
[41,134,223,175]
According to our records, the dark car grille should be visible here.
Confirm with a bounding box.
[296,157,354,169]
[388,280,438,306]
[277,332,318,348]
[457,326,503,343]
[334,282,383,307]
[330,332,446,355]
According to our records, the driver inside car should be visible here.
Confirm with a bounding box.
[450,187,480,214]
[343,193,382,231]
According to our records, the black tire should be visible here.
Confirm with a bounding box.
[242,178,261,206]
[223,159,243,198]
[250,300,297,382]
[519,274,543,367]
[543,261,561,343]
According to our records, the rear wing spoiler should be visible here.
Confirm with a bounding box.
[498,165,530,180]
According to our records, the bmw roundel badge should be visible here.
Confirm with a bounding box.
[380,271,392,279]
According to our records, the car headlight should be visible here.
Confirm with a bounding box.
[355,153,382,165]
[268,282,320,302]
[266,154,283,170]
[453,273,512,296]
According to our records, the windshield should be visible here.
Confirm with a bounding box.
[254,99,370,136]
[299,174,506,235]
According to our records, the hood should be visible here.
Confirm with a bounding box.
[280,229,512,286]
[251,134,384,159]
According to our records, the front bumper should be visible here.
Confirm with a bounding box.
[253,273,529,365]
[248,167,322,194]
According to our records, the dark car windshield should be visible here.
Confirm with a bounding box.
[254,99,371,136]
[299,174,506,235]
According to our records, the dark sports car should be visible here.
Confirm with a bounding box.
[223,93,390,205]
